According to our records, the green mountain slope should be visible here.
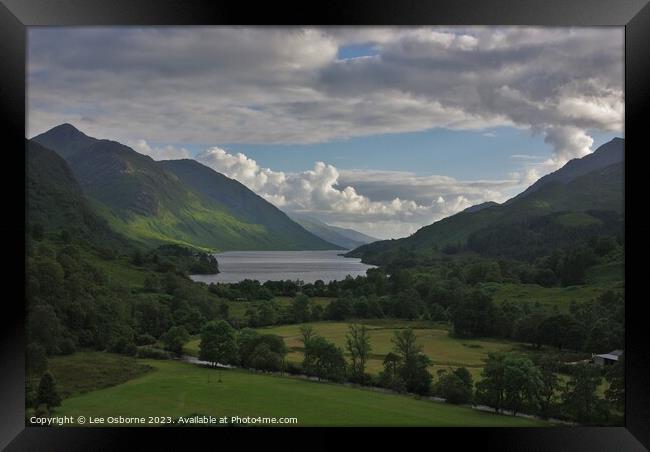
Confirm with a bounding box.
[159,159,342,250]
[507,137,624,204]
[288,213,377,249]
[348,138,624,264]
[26,139,128,249]
[32,124,338,251]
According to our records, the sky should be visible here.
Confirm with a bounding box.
[27,27,624,239]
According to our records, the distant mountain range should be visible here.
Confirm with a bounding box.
[31,124,340,251]
[288,213,378,250]
[347,137,624,264]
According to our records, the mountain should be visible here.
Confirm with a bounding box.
[462,201,499,213]
[32,123,99,159]
[159,159,342,250]
[32,124,339,251]
[347,138,624,264]
[26,139,128,249]
[506,137,624,204]
[288,213,378,249]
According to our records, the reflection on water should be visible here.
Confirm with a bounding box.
[189,250,376,284]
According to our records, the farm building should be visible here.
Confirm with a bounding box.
[592,350,623,367]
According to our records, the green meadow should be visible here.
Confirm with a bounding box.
[51,353,546,427]
[185,320,521,380]
[484,279,623,313]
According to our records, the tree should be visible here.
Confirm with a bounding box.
[27,304,64,354]
[303,336,346,382]
[161,326,190,355]
[345,324,372,382]
[561,363,606,424]
[391,328,432,395]
[502,355,543,416]
[133,298,172,338]
[36,371,61,409]
[325,297,352,320]
[536,355,560,419]
[237,329,287,372]
[292,294,311,323]
[434,367,473,404]
[299,325,315,346]
[382,352,401,380]
[218,301,229,320]
[31,223,44,241]
[258,302,277,326]
[311,304,324,321]
[248,343,279,371]
[451,290,497,338]
[584,318,622,353]
[478,353,545,416]
[26,342,48,377]
[604,357,624,414]
[538,314,584,350]
[392,328,422,362]
[199,320,238,367]
[245,306,259,327]
[476,352,507,413]
[378,351,406,392]
[513,312,545,348]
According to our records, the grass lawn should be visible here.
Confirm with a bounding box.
[53,356,547,427]
[47,352,154,398]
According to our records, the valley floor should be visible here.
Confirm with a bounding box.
[45,352,547,427]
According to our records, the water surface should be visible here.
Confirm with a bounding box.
[189,250,375,284]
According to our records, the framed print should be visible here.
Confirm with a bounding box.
[1,0,647,450]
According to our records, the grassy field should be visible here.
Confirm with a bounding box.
[484,281,623,313]
[264,321,518,378]
[47,352,153,398]
[585,261,624,285]
[185,320,520,381]
[52,355,546,426]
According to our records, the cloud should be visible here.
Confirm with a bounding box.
[541,125,594,169]
[194,147,524,239]
[129,139,191,161]
[26,27,624,238]
[28,27,623,159]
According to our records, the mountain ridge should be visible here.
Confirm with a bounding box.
[32,124,340,251]
[288,212,378,249]
[347,138,624,264]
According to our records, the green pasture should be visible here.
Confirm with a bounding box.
[52,354,546,427]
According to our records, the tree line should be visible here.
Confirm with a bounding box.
[194,320,622,425]
[233,287,623,357]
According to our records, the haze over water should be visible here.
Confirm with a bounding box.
[189,250,376,284]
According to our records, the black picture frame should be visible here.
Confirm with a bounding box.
[1,0,647,450]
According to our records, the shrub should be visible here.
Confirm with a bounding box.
[58,338,76,355]
[284,361,303,375]
[136,346,172,360]
[135,334,157,346]
[108,337,137,356]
